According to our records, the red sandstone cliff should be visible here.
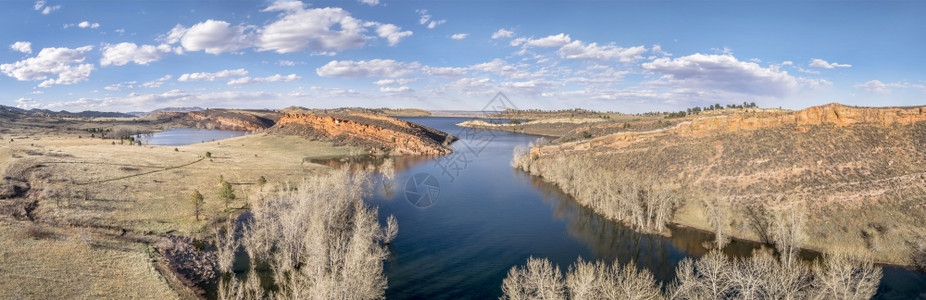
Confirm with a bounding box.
[271,113,454,155]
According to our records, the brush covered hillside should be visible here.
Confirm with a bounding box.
[516,103,926,265]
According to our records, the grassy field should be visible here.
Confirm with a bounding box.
[6,132,361,236]
[0,222,178,299]
[0,120,364,298]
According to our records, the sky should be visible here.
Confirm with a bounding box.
[1,0,924,113]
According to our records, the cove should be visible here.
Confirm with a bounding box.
[136,128,248,146]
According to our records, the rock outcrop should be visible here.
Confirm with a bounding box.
[272,113,454,155]
[676,103,926,137]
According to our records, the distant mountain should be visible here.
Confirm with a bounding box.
[129,106,205,117]
[0,105,135,118]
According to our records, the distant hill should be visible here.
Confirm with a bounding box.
[129,106,204,117]
[0,105,135,118]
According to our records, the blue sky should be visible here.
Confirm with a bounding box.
[1,0,924,113]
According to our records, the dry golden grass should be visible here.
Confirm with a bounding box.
[0,127,369,298]
[7,132,361,236]
[0,222,178,299]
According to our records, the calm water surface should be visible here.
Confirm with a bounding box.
[137,128,247,146]
[366,117,926,299]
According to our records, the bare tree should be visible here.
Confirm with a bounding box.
[667,251,733,300]
[811,252,881,300]
[773,198,805,266]
[501,257,566,300]
[703,199,730,250]
[383,214,398,244]
[218,167,393,299]
[565,258,598,299]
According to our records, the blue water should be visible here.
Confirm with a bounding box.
[365,117,926,299]
[136,128,247,146]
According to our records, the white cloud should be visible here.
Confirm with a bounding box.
[558,41,646,62]
[169,20,254,54]
[16,97,40,109]
[373,78,417,85]
[104,81,137,91]
[18,89,296,112]
[358,0,379,6]
[854,80,890,94]
[781,61,794,66]
[34,0,60,14]
[316,59,419,78]
[451,33,468,40]
[427,20,445,29]
[259,4,367,53]
[380,86,411,93]
[853,80,923,94]
[10,41,32,54]
[422,66,467,77]
[160,1,405,55]
[141,75,172,88]
[278,60,296,66]
[100,43,172,66]
[416,9,445,29]
[809,58,851,69]
[649,44,672,58]
[797,67,820,74]
[526,33,571,48]
[0,45,94,87]
[509,38,527,47]
[447,77,492,91]
[492,29,515,39]
[177,69,248,82]
[470,58,518,76]
[78,21,100,29]
[42,5,60,14]
[375,23,413,46]
[642,53,799,97]
[227,74,301,85]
